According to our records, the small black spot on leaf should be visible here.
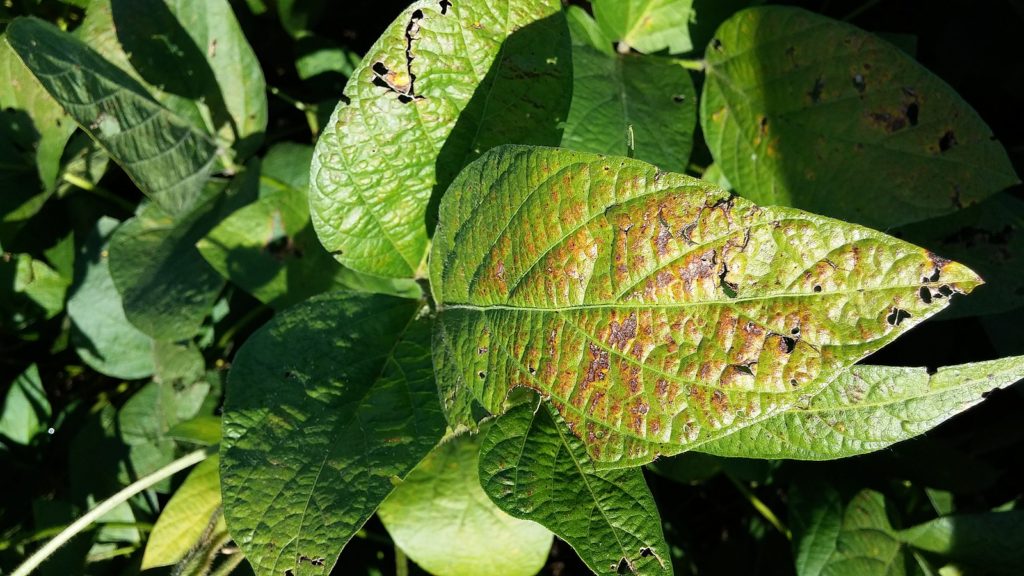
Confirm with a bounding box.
[672,94,686,103]
[852,73,866,93]
[439,0,451,14]
[372,61,389,75]
[808,76,824,102]
[813,284,822,293]
[905,102,919,126]
[919,286,932,304]
[938,285,953,297]
[711,38,723,51]
[781,336,796,354]
[640,547,655,558]
[477,371,486,379]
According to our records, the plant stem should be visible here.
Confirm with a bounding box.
[11,447,213,576]
[726,474,792,540]
[62,173,136,213]
[208,550,246,576]
[674,58,706,72]
[395,544,409,576]
[267,85,320,140]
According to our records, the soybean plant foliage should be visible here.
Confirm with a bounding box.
[1,2,1023,576]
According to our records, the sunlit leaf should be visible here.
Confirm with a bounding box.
[142,455,223,569]
[431,145,979,467]
[0,364,50,445]
[310,0,571,278]
[592,0,695,54]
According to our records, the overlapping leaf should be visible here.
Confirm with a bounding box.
[697,357,1024,459]
[562,7,697,172]
[378,428,552,576]
[480,402,672,575]
[221,292,445,576]
[701,6,1019,229]
[310,0,571,278]
[142,455,224,569]
[592,0,695,54]
[431,146,980,467]
[7,17,219,216]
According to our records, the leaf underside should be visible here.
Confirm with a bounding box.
[431,145,980,468]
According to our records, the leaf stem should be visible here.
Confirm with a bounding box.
[395,544,409,576]
[673,58,706,72]
[11,447,213,576]
[726,474,791,540]
[267,85,320,140]
[62,173,136,213]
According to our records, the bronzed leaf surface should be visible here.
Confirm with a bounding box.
[701,6,1019,229]
[378,429,552,576]
[697,357,1024,459]
[221,293,445,576]
[431,146,980,467]
[7,17,219,216]
[310,0,571,278]
[479,402,672,575]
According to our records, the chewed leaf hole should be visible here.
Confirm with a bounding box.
[439,0,451,14]
[906,101,920,126]
[886,308,912,326]
[919,286,932,304]
[939,130,958,152]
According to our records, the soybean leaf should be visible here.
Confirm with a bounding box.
[117,377,210,490]
[701,6,1019,229]
[895,192,1024,318]
[696,357,1024,459]
[7,17,219,216]
[276,0,327,39]
[480,402,672,575]
[592,0,695,55]
[0,253,69,332]
[168,415,222,446]
[108,168,257,340]
[378,428,552,576]
[897,509,1024,574]
[67,217,154,380]
[0,35,75,192]
[108,0,267,160]
[197,144,418,308]
[0,364,50,445]
[430,146,980,467]
[142,455,224,569]
[221,292,445,576]
[562,7,697,173]
[310,0,571,278]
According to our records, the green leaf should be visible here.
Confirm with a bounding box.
[592,0,695,54]
[107,0,268,160]
[895,192,1024,318]
[696,357,1024,459]
[562,9,697,173]
[118,378,210,490]
[0,364,50,444]
[430,145,980,467]
[897,510,1024,574]
[142,455,224,569]
[378,429,552,576]
[67,217,155,380]
[310,0,571,278]
[197,144,418,308]
[6,17,219,216]
[0,35,75,192]
[701,6,1019,229]
[221,292,445,576]
[108,169,257,340]
[168,415,222,446]
[0,253,69,332]
[276,0,327,39]
[479,402,672,575]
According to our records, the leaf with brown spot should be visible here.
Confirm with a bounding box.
[431,145,981,467]
[701,6,1019,229]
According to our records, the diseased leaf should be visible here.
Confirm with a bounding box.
[197,144,418,308]
[378,428,552,576]
[430,145,980,467]
[142,455,223,569]
[108,168,257,340]
[0,364,50,445]
[480,402,672,575]
[310,0,571,278]
[701,6,1019,229]
[0,36,75,192]
[221,292,445,576]
[108,0,267,160]
[7,17,219,216]
[697,357,1024,459]
[592,0,695,55]
[895,192,1024,318]
[67,217,154,380]
[562,8,697,173]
